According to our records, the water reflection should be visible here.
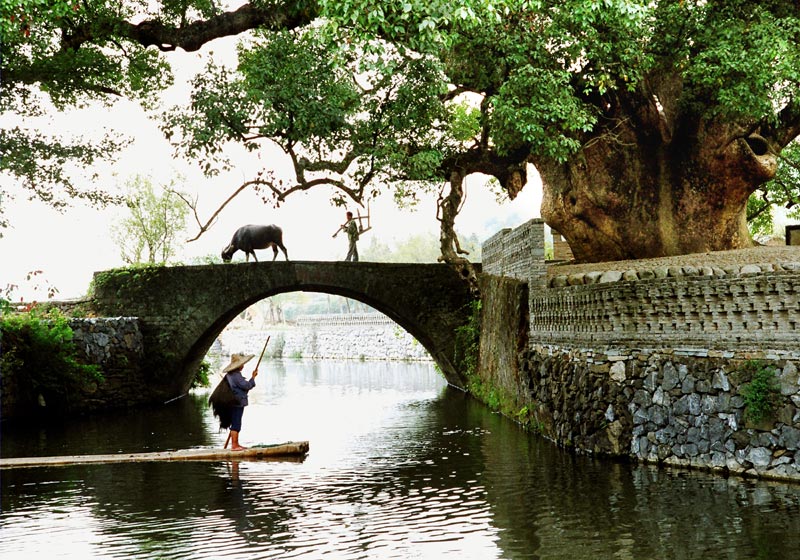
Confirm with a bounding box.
[2,359,800,559]
[1,395,215,458]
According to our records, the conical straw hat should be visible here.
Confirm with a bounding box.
[222,353,255,373]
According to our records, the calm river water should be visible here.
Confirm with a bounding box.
[2,359,800,559]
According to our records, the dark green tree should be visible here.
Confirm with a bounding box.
[4,1,800,266]
[163,1,800,267]
[0,0,315,225]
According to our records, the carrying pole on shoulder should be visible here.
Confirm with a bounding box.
[356,201,372,234]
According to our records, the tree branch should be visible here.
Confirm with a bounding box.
[769,98,800,149]
[185,181,251,242]
[63,2,316,53]
[185,171,367,243]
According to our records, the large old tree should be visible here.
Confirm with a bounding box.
[435,0,800,261]
[3,1,800,264]
[527,1,800,261]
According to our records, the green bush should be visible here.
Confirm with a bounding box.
[454,298,481,379]
[192,359,212,388]
[740,361,781,424]
[1,308,103,412]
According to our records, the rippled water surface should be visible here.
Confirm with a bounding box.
[2,359,800,559]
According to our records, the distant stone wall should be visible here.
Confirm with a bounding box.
[295,313,399,327]
[215,318,431,362]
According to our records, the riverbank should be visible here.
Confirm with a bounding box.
[482,234,800,483]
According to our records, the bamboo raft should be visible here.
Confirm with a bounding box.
[0,441,310,469]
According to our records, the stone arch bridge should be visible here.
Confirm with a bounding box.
[88,261,478,401]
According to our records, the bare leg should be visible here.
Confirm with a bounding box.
[230,431,246,451]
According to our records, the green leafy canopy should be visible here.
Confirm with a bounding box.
[164,22,454,206]
[4,1,800,244]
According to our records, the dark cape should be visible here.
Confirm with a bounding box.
[208,374,238,430]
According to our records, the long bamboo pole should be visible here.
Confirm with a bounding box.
[257,335,271,364]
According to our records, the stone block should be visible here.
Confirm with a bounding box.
[599,270,623,283]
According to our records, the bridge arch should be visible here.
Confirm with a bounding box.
[89,261,476,401]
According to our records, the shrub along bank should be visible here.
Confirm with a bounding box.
[0,308,159,420]
[1,308,104,417]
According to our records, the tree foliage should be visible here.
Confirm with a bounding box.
[164,1,800,263]
[163,23,452,212]
[748,141,800,239]
[4,1,800,261]
[0,307,104,414]
[111,175,189,264]
[0,0,314,230]
[361,231,482,263]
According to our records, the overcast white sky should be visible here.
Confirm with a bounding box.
[0,36,543,302]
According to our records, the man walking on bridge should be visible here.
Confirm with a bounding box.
[334,211,360,262]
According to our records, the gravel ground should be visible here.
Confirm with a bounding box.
[546,245,800,278]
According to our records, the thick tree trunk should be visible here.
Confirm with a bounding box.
[438,170,480,293]
[537,118,779,263]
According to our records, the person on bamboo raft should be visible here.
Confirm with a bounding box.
[222,352,259,451]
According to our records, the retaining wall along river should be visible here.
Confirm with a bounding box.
[214,314,431,362]
[480,219,800,482]
[5,220,799,484]
[1,317,146,419]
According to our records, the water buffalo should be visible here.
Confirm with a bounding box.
[221,224,289,263]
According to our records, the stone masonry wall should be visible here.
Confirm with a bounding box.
[215,315,431,362]
[531,271,799,350]
[482,218,547,288]
[68,317,150,410]
[521,343,800,482]
[479,219,800,482]
[2,317,147,419]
